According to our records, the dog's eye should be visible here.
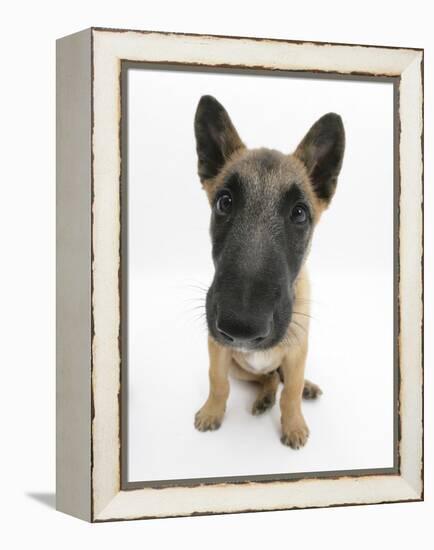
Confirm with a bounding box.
[290,203,308,224]
[215,190,233,215]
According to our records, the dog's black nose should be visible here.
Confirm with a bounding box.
[216,316,272,347]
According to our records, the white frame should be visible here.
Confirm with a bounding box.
[56,27,423,522]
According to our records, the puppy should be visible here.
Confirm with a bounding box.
[193,95,345,449]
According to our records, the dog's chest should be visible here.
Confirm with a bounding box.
[236,350,281,375]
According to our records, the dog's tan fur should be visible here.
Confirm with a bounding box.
[195,146,328,449]
[195,266,315,448]
[194,98,344,449]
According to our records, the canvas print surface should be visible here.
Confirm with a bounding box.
[125,67,394,483]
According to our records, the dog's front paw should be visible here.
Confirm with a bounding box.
[281,416,310,449]
[252,392,276,415]
[194,406,223,432]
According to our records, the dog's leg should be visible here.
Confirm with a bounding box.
[252,372,280,415]
[279,338,309,449]
[231,361,280,415]
[194,337,231,431]
[278,370,322,399]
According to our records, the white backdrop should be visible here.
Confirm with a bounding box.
[2,0,432,548]
[127,68,394,481]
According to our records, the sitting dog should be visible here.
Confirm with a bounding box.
[193,95,345,449]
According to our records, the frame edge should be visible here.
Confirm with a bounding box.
[56,27,93,522]
[89,30,424,521]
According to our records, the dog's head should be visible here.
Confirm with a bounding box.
[194,95,345,351]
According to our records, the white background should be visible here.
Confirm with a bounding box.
[127,69,394,481]
[1,1,432,548]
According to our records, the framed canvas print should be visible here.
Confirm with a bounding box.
[56,27,424,522]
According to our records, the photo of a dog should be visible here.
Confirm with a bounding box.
[126,68,394,481]
[193,95,345,449]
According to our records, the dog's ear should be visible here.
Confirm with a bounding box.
[194,95,245,183]
[294,113,345,204]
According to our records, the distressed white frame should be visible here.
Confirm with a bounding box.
[56,27,423,522]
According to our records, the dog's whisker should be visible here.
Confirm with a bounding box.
[183,296,207,305]
[292,331,300,346]
[178,307,208,331]
[280,328,299,350]
[182,283,209,292]
[184,297,206,305]
[185,286,208,293]
[290,319,308,334]
[192,313,207,323]
[186,304,207,312]
[292,311,313,320]
[295,298,316,305]
[282,323,303,349]
[182,305,207,321]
